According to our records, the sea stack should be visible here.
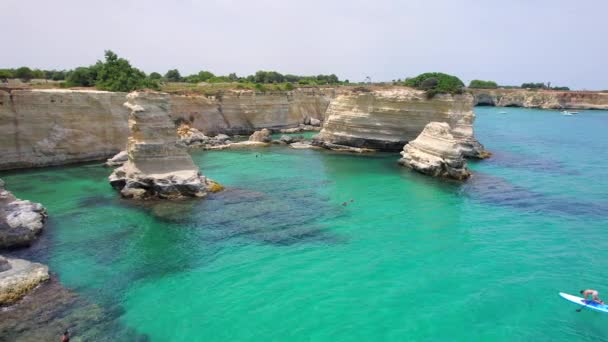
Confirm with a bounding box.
[399,122,471,180]
[109,91,222,199]
[314,87,488,158]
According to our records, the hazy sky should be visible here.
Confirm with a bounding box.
[2,0,607,89]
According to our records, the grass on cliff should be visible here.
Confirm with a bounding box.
[161,82,326,96]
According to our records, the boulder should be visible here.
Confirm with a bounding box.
[177,124,209,147]
[249,129,272,143]
[398,122,470,180]
[279,135,305,144]
[0,180,47,248]
[0,257,49,305]
[109,91,222,200]
[310,118,321,126]
[105,150,128,167]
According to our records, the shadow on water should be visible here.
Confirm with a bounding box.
[460,172,608,217]
[127,186,347,247]
[485,150,579,175]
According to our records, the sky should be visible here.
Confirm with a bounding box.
[2,0,607,89]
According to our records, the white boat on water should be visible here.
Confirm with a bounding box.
[498,111,507,114]
[562,111,574,116]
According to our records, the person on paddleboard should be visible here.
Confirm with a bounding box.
[580,289,605,304]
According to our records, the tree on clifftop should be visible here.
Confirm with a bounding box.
[404,72,464,98]
[15,67,34,82]
[95,50,159,92]
[468,80,498,89]
[165,69,182,82]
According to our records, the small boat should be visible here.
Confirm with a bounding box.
[562,111,573,116]
[498,111,507,114]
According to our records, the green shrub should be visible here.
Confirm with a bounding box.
[404,72,464,98]
[95,51,159,92]
[15,67,34,82]
[165,69,182,82]
[284,82,294,90]
[0,69,13,82]
[66,66,98,87]
[469,80,498,89]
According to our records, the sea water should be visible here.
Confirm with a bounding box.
[2,107,607,341]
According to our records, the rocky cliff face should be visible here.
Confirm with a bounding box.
[471,89,608,109]
[314,87,487,157]
[169,88,333,135]
[399,122,470,180]
[109,91,221,200]
[0,89,129,170]
[0,88,334,170]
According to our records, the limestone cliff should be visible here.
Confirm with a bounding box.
[399,122,470,180]
[109,91,221,200]
[314,87,487,157]
[170,88,333,135]
[471,89,608,110]
[0,89,129,170]
[0,88,334,170]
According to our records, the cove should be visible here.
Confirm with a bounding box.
[1,107,608,341]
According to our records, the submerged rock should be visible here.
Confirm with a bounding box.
[399,122,471,180]
[0,256,49,305]
[279,135,305,144]
[0,179,48,248]
[109,91,222,200]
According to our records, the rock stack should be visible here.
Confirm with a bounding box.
[0,180,50,305]
[399,122,471,180]
[0,179,47,248]
[314,87,488,158]
[109,91,222,199]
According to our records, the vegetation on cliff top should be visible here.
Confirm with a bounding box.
[468,80,498,89]
[404,72,465,98]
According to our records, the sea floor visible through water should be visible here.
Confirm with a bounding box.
[1,107,608,341]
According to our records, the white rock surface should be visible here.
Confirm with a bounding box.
[399,122,471,180]
[0,180,47,248]
[0,257,49,305]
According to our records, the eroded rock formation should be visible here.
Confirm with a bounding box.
[471,89,608,110]
[109,91,222,200]
[0,256,49,305]
[314,87,487,157]
[0,88,333,170]
[0,179,47,248]
[399,122,470,180]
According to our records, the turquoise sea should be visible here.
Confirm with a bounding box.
[2,107,608,341]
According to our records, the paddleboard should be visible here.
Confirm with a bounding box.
[559,292,608,313]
